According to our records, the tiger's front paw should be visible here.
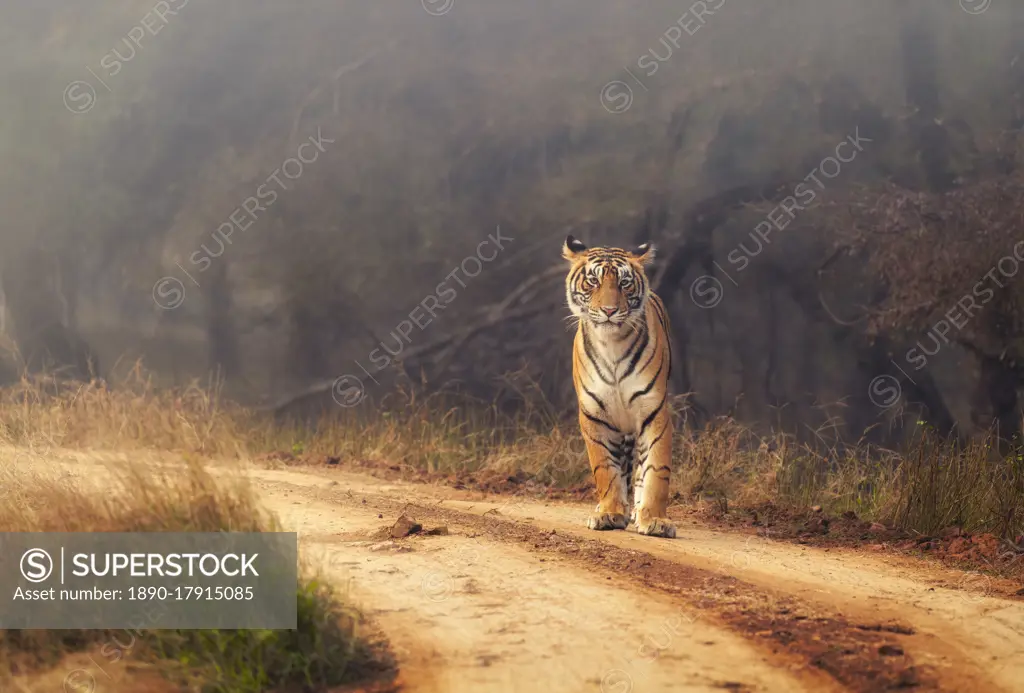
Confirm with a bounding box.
[636,517,676,538]
[586,512,628,531]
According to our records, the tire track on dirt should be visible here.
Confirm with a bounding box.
[19,450,1017,692]
[263,464,1024,692]
[255,475,830,693]
[429,486,1024,691]
[248,468,960,693]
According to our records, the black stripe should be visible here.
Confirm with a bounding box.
[638,463,671,482]
[636,320,660,374]
[568,263,584,283]
[575,349,593,379]
[581,384,608,412]
[638,395,666,437]
[582,324,615,385]
[650,296,669,333]
[647,293,661,321]
[567,263,586,291]
[665,330,672,380]
[649,295,673,379]
[582,408,621,433]
[629,353,665,404]
[645,420,669,451]
[617,323,647,364]
[621,323,650,378]
[582,430,617,456]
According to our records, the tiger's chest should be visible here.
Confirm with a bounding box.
[588,378,638,432]
[579,326,659,432]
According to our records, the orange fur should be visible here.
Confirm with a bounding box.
[562,237,676,538]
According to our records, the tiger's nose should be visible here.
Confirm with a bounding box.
[601,306,618,316]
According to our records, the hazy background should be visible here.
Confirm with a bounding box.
[2,0,1023,445]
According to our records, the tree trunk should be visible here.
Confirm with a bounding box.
[898,2,956,192]
[1,249,98,379]
[969,354,1021,446]
[286,299,330,381]
[205,260,240,379]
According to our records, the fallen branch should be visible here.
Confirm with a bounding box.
[261,266,565,412]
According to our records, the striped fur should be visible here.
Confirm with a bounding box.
[562,235,676,538]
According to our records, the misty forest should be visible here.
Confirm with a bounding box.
[3,0,1024,448]
[6,3,1024,691]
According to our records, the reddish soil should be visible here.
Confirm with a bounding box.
[266,450,1024,590]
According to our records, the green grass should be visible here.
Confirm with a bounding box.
[150,578,386,693]
[0,454,394,692]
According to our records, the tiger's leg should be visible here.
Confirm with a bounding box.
[629,456,643,525]
[581,422,630,531]
[633,407,676,538]
[623,436,636,524]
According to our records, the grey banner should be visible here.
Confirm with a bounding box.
[0,532,297,629]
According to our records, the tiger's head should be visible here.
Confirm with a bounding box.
[562,235,655,329]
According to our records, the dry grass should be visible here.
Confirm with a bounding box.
[0,456,267,534]
[678,416,1024,540]
[2,371,1022,541]
[0,364,251,457]
[0,445,392,693]
[270,390,1024,541]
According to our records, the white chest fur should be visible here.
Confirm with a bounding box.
[583,322,658,433]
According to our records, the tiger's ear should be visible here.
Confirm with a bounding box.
[631,242,656,265]
[562,234,588,261]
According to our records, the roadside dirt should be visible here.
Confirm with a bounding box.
[6,449,1024,692]
[9,655,178,693]
[271,490,824,692]
[246,464,1024,693]
[268,452,1024,583]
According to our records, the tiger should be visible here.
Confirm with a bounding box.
[562,234,676,538]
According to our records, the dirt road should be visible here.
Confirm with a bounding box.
[246,464,1024,693]
[7,449,1023,693]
